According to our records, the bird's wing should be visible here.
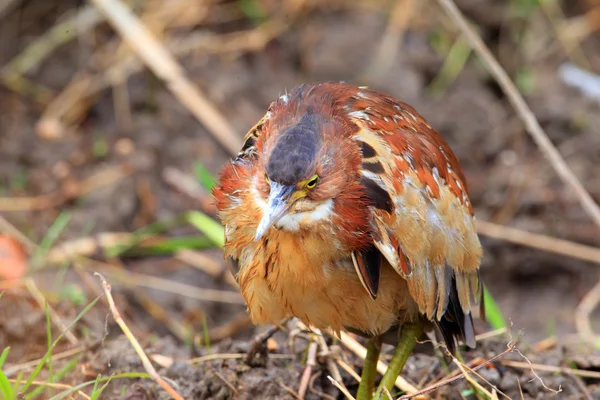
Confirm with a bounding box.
[345,89,483,346]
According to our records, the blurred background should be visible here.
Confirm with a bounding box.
[1,0,600,398]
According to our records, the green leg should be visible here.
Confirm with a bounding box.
[375,321,423,398]
[356,336,382,400]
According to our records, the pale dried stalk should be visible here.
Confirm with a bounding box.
[438,0,600,350]
[95,273,184,400]
[500,359,600,379]
[88,0,242,155]
[476,220,600,266]
[437,0,600,230]
[575,278,600,346]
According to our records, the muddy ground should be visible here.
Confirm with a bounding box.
[1,0,600,398]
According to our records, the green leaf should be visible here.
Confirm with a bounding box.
[515,68,536,94]
[237,0,267,25]
[427,34,472,95]
[193,162,217,191]
[49,372,149,400]
[185,211,225,248]
[21,296,100,394]
[0,369,15,400]
[0,348,9,369]
[483,285,506,330]
[30,212,71,270]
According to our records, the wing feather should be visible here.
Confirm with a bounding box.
[345,88,483,348]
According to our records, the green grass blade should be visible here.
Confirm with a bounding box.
[105,215,187,258]
[114,236,215,257]
[483,285,506,330]
[90,375,113,400]
[185,211,225,248]
[25,357,80,399]
[427,34,472,95]
[237,0,267,25]
[45,304,53,396]
[0,348,9,369]
[90,375,101,398]
[30,212,71,270]
[49,372,150,400]
[0,369,15,400]
[193,162,216,191]
[20,296,101,394]
[11,371,23,394]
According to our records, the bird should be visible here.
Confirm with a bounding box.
[213,82,484,399]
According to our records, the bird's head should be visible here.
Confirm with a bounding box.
[252,98,360,241]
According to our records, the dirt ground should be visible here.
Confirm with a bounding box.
[1,0,600,399]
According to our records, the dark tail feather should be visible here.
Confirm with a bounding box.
[435,275,479,354]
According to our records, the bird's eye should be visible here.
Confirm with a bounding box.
[265,174,270,184]
[305,175,319,189]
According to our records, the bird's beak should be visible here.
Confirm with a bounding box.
[255,181,296,241]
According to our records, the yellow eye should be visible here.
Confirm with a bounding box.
[305,175,319,189]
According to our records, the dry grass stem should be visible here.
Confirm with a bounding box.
[279,381,303,400]
[575,277,600,346]
[336,359,362,383]
[363,0,415,79]
[96,265,244,304]
[476,219,600,265]
[500,359,600,379]
[298,341,318,399]
[7,379,91,399]
[88,0,242,155]
[176,249,237,287]
[214,371,238,395]
[453,358,509,399]
[437,0,600,230]
[187,352,294,364]
[205,311,253,343]
[163,167,217,215]
[399,341,518,399]
[474,327,508,341]
[327,375,356,400]
[24,277,78,345]
[511,348,562,394]
[0,164,133,211]
[95,272,185,400]
[5,345,87,376]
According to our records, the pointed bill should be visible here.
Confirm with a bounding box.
[255,181,295,240]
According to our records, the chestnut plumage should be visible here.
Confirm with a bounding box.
[213,82,484,353]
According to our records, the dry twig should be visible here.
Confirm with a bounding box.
[327,375,356,400]
[499,360,600,379]
[88,0,242,155]
[298,341,318,399]
[0,164,133,211]
[398,341,518,399]
[437,0,600,230]
[95,272,184,400]
[575,277,600,346]
[476,220,600,266]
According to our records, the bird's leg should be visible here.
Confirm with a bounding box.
[375,321,423,398]
[356,336,382,400]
